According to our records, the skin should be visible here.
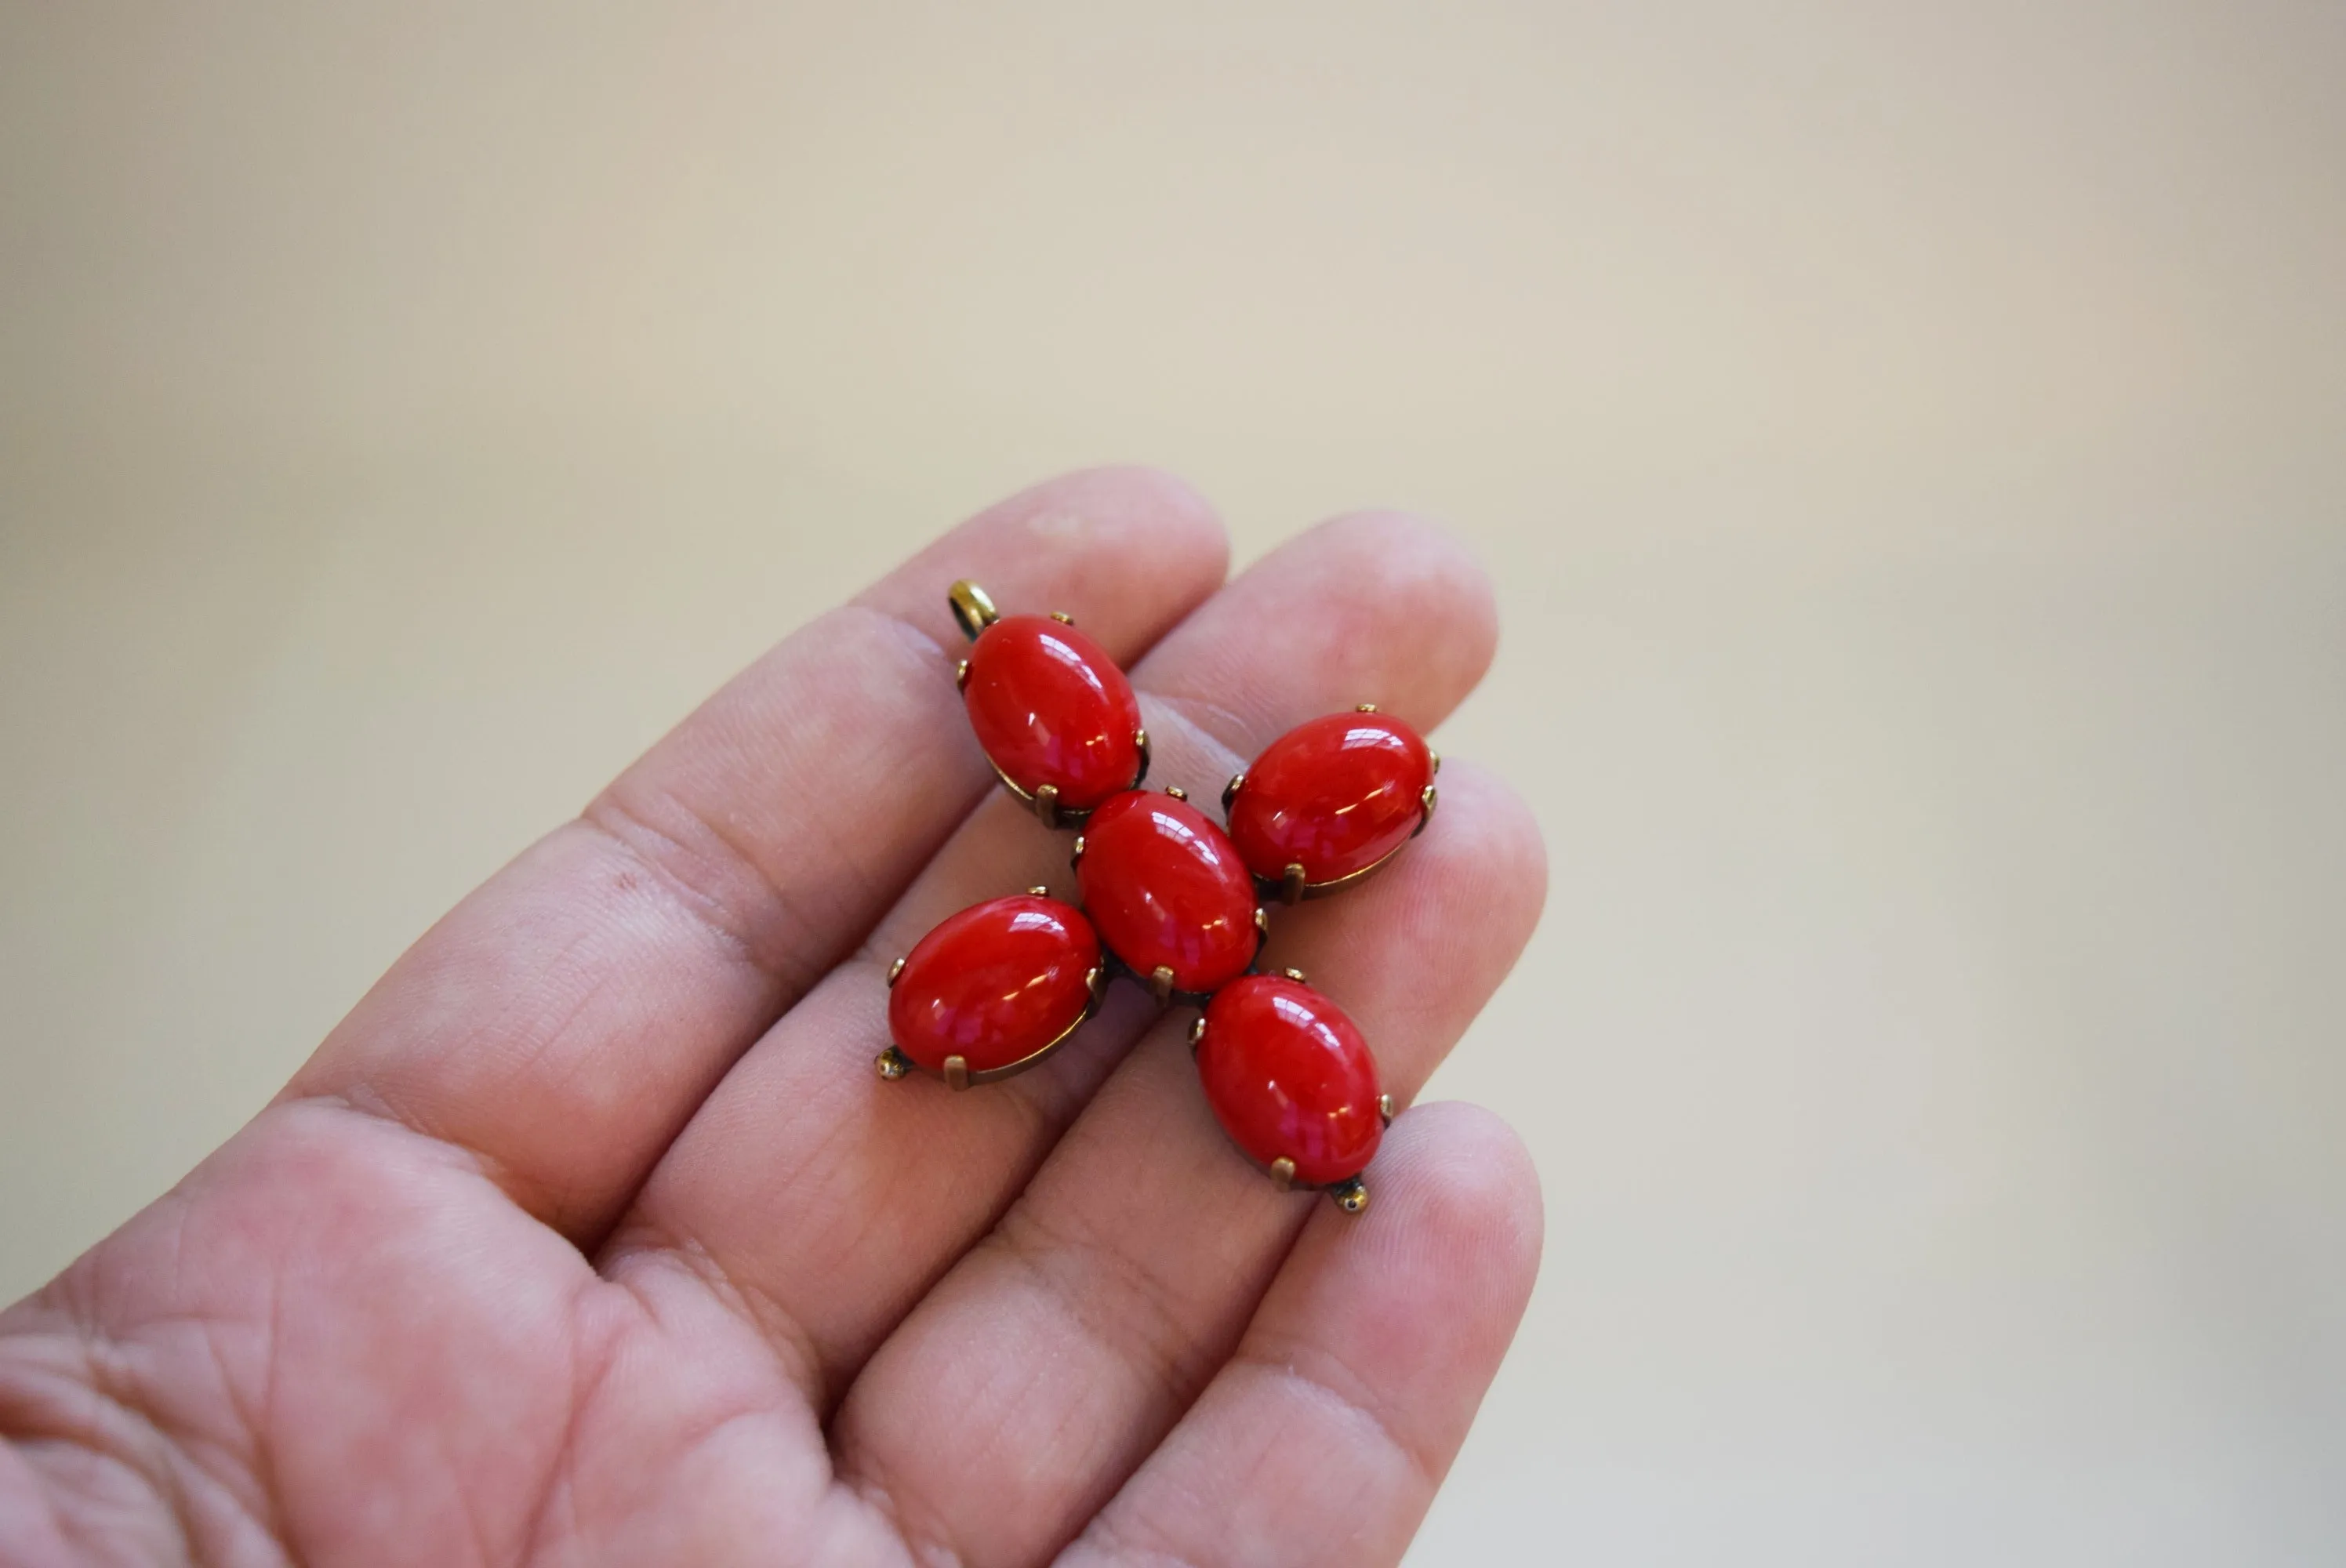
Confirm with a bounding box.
[0,467,1549,1567]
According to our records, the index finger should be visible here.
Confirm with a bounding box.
[282,466,1229,1240]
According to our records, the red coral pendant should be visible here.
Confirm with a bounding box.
[877,579,1439,1214]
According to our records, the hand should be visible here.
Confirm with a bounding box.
[0,469,1546,1567]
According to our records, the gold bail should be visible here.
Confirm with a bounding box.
[948,580,1000,641]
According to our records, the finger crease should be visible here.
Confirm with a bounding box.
[279,1092,575,1236]
[575,795,826,1002]
[990,1207,1225,1417]
[1227,1343,1440,1494]
[606,1236,830,1413]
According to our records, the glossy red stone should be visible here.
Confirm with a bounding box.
[1195,975,1383,1186]
[962,615,1144,811]
[888,895,1100,1076]
[1077,790,1261,995]
[1229,711,1434,887]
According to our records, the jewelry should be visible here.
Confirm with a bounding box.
[877,581,1440,1214]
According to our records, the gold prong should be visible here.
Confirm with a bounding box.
[1331,1177,1369,1214]
[1270,1156,1297,1191]
[1149,965,1176,1005]
[1414,782,1438,836]
[1033,782,1061,827]
[1280,862,1307,905]
[949,580,1000,641]
[1188,1014,1208,1049]
[886,956,906,987]
[1378,1093,1394,1126]
[936,962,1108,1087]
[1253,906,1270,938]
[1070,833,1087,869]
[954,658,971,691]
[1429,748,1440,775]
[1026,884,1049,898]
[1280,966,1309,985]
[1050,609,1074,624]
[1133,727,1151,786]
[1356,702,1378,713]
[876,1046,912,1080]
[1222,771,1245,810]
[1164,784,1187,802]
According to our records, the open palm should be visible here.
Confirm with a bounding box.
[0,469,1545,1567]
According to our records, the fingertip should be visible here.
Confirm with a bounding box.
[1283,509,1501,719]
[1054,463,1229,553]
[1375,1100,1545,1308]
[999,463,1233,604]
[1136,506,1500,753]
[1407,758,1550,971]
[859,464,1231,658]
[1243,1099,1544,1486]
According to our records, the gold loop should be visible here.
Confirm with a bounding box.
[948,579,1000,641]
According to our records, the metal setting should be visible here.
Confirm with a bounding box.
[1164,784,1187,801]
[1026,884,1050,898]
[881,963,1108,1090]
[1070,833,1086,869]
[1149,964,1177,1005]
[1254,1149,1374,1214]
[1049,610,1075,624]
[1279,965,1309,985]
[1355,702,1379,713]
[980,745,1152,832]
[1252,906,1271,939]
[955,658,971,692]
[949,580,1000,641]
[1255,781,1441,904]
[1222,771,1245,810]
[980,756,1097,829]
[1093,949,1233,1011]
[1188,1014,1208,1050]
[886,956,906,987]
[1378,1093,1395,1126]
[1429,749,1441,775]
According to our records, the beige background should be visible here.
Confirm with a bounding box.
[5,3,2344,1562]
